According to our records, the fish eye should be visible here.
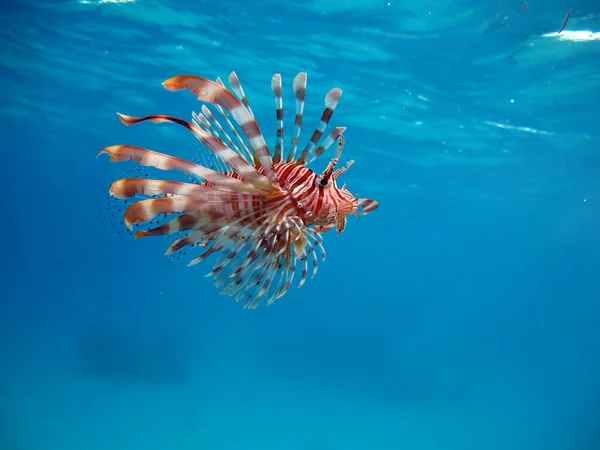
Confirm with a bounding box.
[319,178,328,187]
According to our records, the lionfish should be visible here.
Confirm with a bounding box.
[97,72,379,308]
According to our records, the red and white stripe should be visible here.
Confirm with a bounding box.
[98,70,379,308]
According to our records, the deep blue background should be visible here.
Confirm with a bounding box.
[1,0,599,449]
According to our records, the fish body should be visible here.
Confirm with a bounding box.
[98,72,378,308]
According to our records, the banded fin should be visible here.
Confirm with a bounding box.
[162,76,279,186]
[357,198,379,215]
[121,190,249,229]
[97,165,154,240]
[190,138,226,176]
[206,216,325,309]
[135,213,204,240]
[190,111,232,174]
[288,72,307,163]
[210,77,254,162]
[115,113,275,193]
[189,242,223,266]
[228,72,255,118]
[168,228,215,256]
[154,207,327,308]
[162,203,262,256]
[271,74,284,164]
[193,106,250,168]
[297,87,343,164]
[306,127,346,164]
[295,229,324,290]
[97,144,265,195]
[110,179,212,199]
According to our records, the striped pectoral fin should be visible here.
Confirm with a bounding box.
[291,235,311,291]
[114,114,276,193]
[161,76,279,185]
[166,229,207,256]
[357,198,379,215]
[97,145,267,195]
[123,190,237,229]
[190,243,223,267]
[123,196,202,229]
[109,178,208,199]
[134,213,201,239]
[296,233,322,289]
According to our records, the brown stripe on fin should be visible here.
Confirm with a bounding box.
[123,196,196,229]
[134,213,202,239]
[189,243,223,266]
[191,216,326,308]
[306,126,346,165]
[271,73,284,164]
[97,145,265,194]
[297,87,342,164]
[189,111,232,174]
[167,229,209,256]
[109,178,208,199]
[357,198,379,215]
[161,76,279,186]
[115,113,275,193]
[295,231,323,289]
[228,72,255,118]
[210,77,255,163]
[166,206,261,257]
[194,106,252,165]
[287,72,307,163]
[122,189,246,230]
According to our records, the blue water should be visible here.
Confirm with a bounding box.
[1,0,599,449]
